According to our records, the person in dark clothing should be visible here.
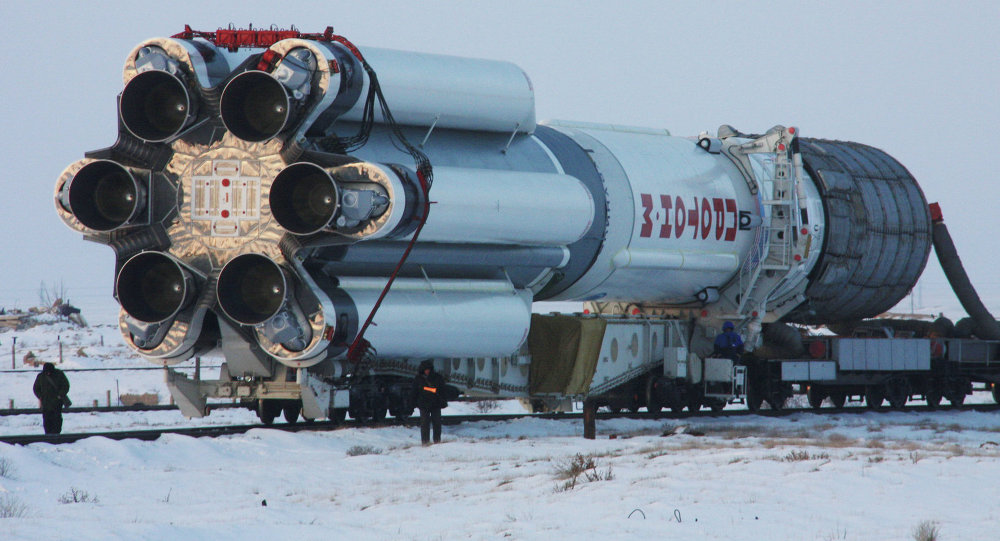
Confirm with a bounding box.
[57,303,81,317]
[713,321,744,360]
[411,359,445,445]
[33,363,70,434]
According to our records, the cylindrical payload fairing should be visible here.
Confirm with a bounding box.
[56,29,932,369]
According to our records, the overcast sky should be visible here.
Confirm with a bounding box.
[2,1,998,323]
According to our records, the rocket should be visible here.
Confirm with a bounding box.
[54,27,931,406]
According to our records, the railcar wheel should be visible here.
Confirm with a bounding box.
[945,391,966,407]
[708,399,725,412]
[925,387,942,409]
[257,399,282,425]
[645,377,663,415]
[349,407,370,423]
[687,389,703,412]
[331,408,348,424]
[394,407,414,421]
[765,395,786,411]
[283,402,301,424]
[885,378,909,410]
[372,406,388,422]
[828,392,847,408]
[744,364,766,412]
[993,384,1000,405]
[746,383,764,413]
[807,386,826,409]
[944,379,969,407]
[864,386,884,410]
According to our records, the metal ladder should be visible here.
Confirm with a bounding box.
[733,128,801,318]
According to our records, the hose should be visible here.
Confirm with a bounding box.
[931,204,1000,339]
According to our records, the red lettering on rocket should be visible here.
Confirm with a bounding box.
[638,193,739,241]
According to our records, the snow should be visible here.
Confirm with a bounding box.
[3,410,1000,540]
[3,320,1000,540]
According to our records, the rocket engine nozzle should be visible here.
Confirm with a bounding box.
[116,252,196,323]
[216,254,291,325]
[120,70,197,142]
[220,71,295,142]
[64,160,146,232]
[269,162,341,235]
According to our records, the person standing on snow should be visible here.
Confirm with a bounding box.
[33,362,71,434]
[411,360,445,445]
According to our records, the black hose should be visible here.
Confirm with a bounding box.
[932,219,1000,339]
[757,323,805,357]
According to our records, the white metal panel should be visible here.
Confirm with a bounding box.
[594,324,643,386]
[418,167,594,246]
[833,340,848,370]
[850,341,863,371]
[704,358,734,382]
[909,339,931,370]
[542,126,635,302]
[835,339,867,371]
[339,277,531,359]
[341,47,536,133]
[831,341,842,370]
[833,339,855,371]
[836,338,931,372]
[897,341,908,370]
[904,341,919,371]
[864,340,880,371]
[556,127,760,303]
[663,346,687,377]
[860,341,873,371]
[781,360,836,381]
[781,361,810,381]
[809,361,837,381]
[588,319,683,395]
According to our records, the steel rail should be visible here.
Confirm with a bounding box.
[0,402,244,417]
[3,403,998,446]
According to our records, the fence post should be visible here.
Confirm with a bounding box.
[106,390,111,407]
[11,337,16,369]
[583,399,597,440]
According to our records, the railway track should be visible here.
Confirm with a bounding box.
[3,402,998,446]
[0,394,492,417]
[0,402,243,417]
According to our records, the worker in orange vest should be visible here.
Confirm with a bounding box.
[411,360,445,445]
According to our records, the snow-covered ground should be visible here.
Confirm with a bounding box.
[2,409,1000,540]
[3,317,1000,540]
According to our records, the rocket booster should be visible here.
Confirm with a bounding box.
[55,29,931,368]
